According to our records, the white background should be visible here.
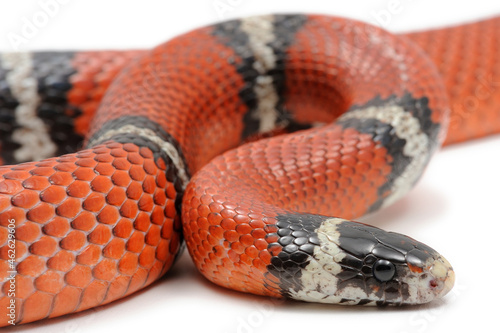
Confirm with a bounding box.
[1,1,500,332]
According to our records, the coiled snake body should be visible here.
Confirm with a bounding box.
[0,14,499,326]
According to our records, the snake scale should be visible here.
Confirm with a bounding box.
[0,13,499,326]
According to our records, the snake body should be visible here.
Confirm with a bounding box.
[0,14,499,326]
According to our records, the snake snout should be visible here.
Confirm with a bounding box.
[428,256,455,300]
[403,250,455,304]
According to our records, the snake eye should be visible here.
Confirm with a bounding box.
[373,259,396,282]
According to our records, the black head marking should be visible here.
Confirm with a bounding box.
[266,213,323,296]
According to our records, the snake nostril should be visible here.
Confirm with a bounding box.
[429,279,438,289]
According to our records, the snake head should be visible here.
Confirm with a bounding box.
[271,215,455,305]
[332,219,455,305]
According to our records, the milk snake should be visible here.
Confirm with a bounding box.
[1,14,499,326]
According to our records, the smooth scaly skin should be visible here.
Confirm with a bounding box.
[0,14,497,325]
[405,17,500,145]
[1,17,498,165]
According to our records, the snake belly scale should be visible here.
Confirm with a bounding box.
[1,13,499,326]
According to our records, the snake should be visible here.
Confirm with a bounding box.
[0,13,498,326]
